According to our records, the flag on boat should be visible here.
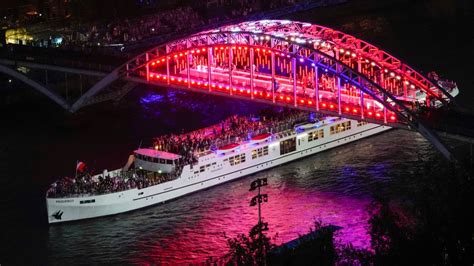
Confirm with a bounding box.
[76,161,86,172]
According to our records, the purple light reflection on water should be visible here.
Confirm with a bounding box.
[139,93,165,104]
[132,176,372,264]
[44,129,432,265]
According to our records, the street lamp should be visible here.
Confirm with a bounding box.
[249,177,269,264]
[249,177,268,230]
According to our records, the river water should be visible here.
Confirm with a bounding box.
[2,87,434,264]
[1,1,472,265]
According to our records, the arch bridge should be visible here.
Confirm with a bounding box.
[23,20,466,160]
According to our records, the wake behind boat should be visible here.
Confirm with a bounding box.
[46,109,390,223]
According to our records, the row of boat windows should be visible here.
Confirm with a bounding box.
[330,121,351,135]
[308,129,324,142]
[193,162,221,174]
[357,121,369,127]
[251,146,269,159]
[185,120,362,177]
[80,199,95,204]
[192,147,266,175]
[306,120,354,142]
[135,154,176,165]
[224,153,246,166]
[198,162,217,173]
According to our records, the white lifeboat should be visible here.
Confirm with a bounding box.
[250,133,272,144]
[217,143,240,153]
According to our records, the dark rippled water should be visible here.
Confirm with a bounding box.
[0,87,434,265]
[2,3,472,264]
[44,127,431,265]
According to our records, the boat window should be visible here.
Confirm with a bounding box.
[153,157,158,163]
[280,137,296,155]
[357,121,369,127]
[252,147,268,159]
[330,121,351,135]
[166,159,173,164]
[229,154,246,166]
[308,129,324,141]
[318,129,324,139]
[160,159,165,164]
[80,199,96,204]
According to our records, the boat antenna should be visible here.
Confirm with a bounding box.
[138,139,143,149]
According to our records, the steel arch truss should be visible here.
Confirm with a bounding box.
[211,20,455,104]
[121,30,454,160]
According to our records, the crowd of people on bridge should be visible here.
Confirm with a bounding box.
[47,108,314,198]
[61,0,305,48]
[71,7,203,48]
[4,0,315,51]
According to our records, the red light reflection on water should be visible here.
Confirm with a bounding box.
[135,183,372,264]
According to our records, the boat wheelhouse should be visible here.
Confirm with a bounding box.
[134,149,181,174]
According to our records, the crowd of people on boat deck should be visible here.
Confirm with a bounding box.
[153,109,312,166]
[47,109,315,197]
[46,169,174,198]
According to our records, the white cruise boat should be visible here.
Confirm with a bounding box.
[46,112,391,224]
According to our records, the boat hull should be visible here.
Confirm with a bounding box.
[47,121,390,224]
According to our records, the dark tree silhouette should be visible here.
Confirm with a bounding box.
[224,221,276,265]
[367,156,473,265]
[269,220,337,266]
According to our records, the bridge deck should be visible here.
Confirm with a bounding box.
[146,64,399,124]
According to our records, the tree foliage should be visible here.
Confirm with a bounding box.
[224,222,276,266]
[269,220,337,266]
[367,157,473,265]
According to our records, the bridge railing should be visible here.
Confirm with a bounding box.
[133,38,404,124]
[0,45,116,72]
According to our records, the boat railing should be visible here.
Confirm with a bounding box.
[195,114,309,155]
[46,169,180,198]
